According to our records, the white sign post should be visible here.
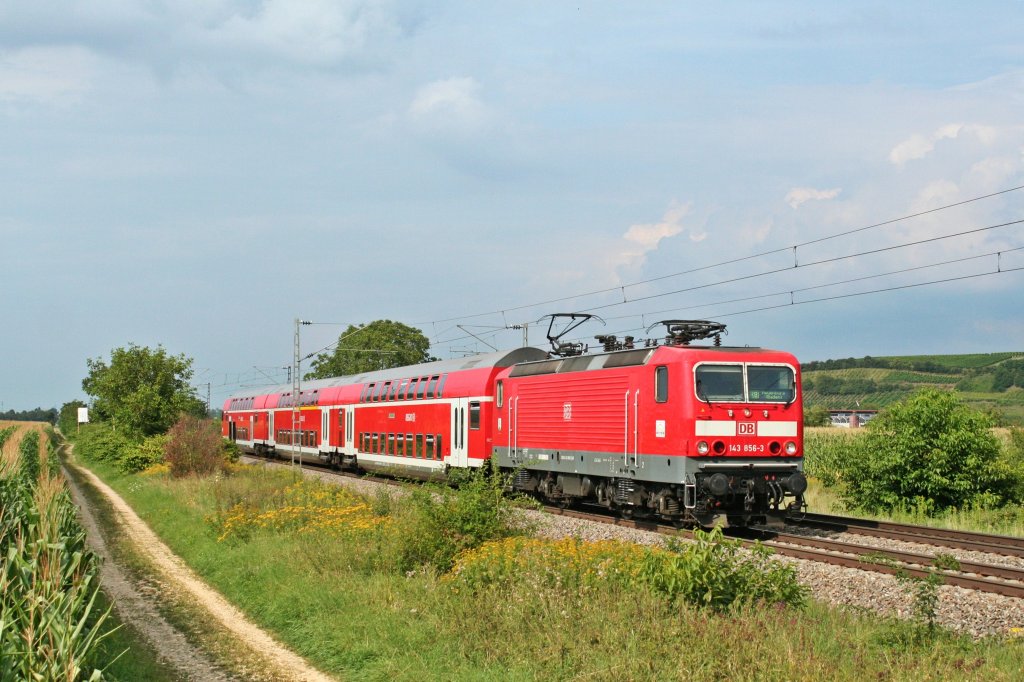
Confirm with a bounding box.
[77,407,89,434]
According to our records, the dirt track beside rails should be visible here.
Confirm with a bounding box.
[64,455,335,682]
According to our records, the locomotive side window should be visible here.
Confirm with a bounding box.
[747,365,796,403]
[695,365,744,402]
[496,380,503,408]
[655,366,669,403]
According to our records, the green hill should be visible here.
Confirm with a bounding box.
[801,352,1024,425]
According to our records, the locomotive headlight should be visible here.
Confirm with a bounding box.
[696,440,709,455]
[785,441,798,455]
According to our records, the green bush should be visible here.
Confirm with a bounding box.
[389,465,523,573]
[120,433,169,474]
[646,529,806,610]
[838,389,1014,514]
[75,423,133,464]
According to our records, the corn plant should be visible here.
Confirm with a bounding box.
[0,427,114,680]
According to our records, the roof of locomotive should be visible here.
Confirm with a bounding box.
[506,343,790,378]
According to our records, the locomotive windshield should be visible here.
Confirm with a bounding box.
[695,365,743,401]
[695,364,796,403]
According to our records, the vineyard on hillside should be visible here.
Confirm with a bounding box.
[802,352,1024,424]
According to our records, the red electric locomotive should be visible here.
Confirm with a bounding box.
[222,319,806,527]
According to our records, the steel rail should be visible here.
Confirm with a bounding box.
[791,512,1024,558]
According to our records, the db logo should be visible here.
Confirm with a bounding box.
[738,422,756,436]
[563,402,572,421]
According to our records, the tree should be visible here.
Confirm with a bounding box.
[306,320,437,379]
[803,404,832,427]
[82,344,206,438]
[838,389,1014,514]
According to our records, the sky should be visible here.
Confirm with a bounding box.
[1,1,1022,411]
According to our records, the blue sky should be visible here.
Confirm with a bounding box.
[1,2,1022,410]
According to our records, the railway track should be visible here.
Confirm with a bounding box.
[241,454,1024,599]
[789,512,1024,558]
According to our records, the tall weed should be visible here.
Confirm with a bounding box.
[446,528,806,611]
[164,415,228,477]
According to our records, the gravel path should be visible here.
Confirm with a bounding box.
[64,463,236,682]
[65,457,336,682]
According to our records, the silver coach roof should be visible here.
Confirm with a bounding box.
[228,346,549,400]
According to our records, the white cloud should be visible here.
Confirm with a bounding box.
[0,47,98,104]
[785,186,841,209]
[196,0,399,67]
[0,1,408,75]
[609,202,693,276]
[889,123,998,165]
[409,77,487,129]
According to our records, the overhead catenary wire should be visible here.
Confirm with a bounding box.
[425,221,1023,348]
[418,184,1024,326]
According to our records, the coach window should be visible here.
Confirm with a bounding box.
[437,374,448,398]
[425,434,435,459]
[469,402,481,429]
[426,375,439,397]
[655,366,669,403]
[415,376,428,399]
[436,434,443,459]
[397,379,409,400]
[406,378,418,400]
[389,381,401,400]
[415,434,423,458]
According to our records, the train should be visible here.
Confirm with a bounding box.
[222,319,807,527]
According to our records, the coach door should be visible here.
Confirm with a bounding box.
[321,410,330,450]
[450,398,469,468]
